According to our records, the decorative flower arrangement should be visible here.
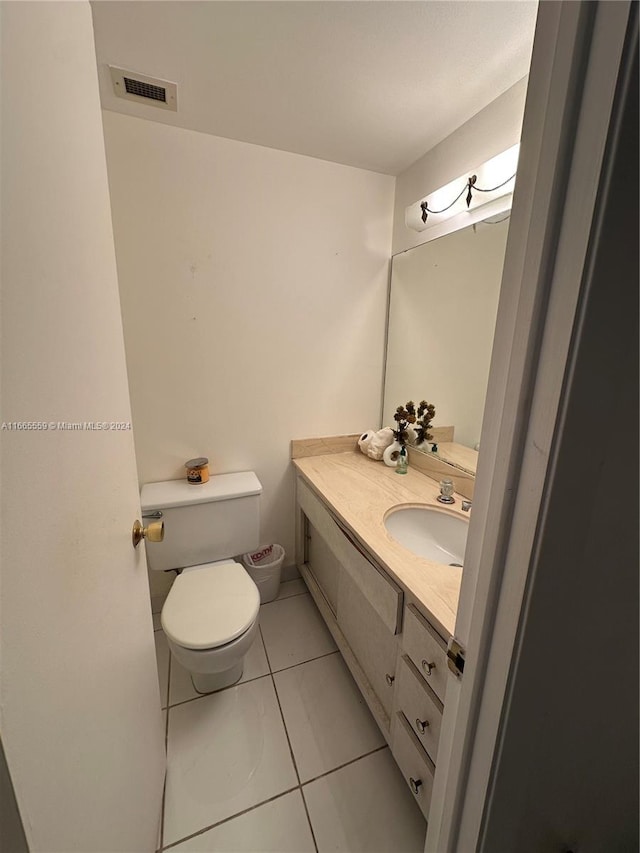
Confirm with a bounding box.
[393,400,436,448]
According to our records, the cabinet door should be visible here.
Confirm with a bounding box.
[297,477,402,634]
[337,568,398,719]
[306,519,340,614]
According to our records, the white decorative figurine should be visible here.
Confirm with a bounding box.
[358,427,395,461]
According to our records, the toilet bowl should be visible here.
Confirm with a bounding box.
[140,471,264,694]
[160,559,260,693]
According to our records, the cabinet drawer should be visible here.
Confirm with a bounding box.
[403,604,449,704]
[297,477,402,634]
[391,711,435,821]
[395,655,443,763]
[337,569,398,721]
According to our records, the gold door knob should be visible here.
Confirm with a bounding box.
[132,519,164,548]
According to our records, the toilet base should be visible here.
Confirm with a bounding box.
[165,616,259,697]
[192,662,244,694]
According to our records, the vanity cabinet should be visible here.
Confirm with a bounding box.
[296,476,401,730]
[294,470,452,822]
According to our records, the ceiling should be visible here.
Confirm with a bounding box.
[91,1,538,176]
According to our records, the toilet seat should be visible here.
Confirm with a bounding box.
[161,560,260,650]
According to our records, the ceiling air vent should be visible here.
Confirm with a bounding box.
[109,66,177,111]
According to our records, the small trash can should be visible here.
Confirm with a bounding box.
[242,544,285,603]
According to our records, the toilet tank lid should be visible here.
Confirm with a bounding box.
[140,471,262,511]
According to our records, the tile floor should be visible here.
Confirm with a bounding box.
[154,579,426,852]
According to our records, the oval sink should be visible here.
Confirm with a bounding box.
[384,505,468,566]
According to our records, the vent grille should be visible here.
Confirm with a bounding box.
[123,77,167,103]
[109,66,177,112]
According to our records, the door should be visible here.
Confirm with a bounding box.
[0,4,165,851]
[425,2,635,850]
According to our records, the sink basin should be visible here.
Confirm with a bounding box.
[384,505,468,566]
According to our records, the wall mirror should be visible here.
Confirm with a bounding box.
[381,213,511,475]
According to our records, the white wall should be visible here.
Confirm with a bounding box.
[393,78,528,255]
[102,112,394,572]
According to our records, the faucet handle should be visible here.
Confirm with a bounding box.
[461,500,472,512]
[436,478,455,505]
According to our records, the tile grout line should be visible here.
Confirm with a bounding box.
[261,625,320,853]
[301,743,389,788]
[274,590,308,602]
[297,744,390,853]
[166,671,271,710]
[269,672,303,787]
[260,590,310,613]
[161,743,389,851]
[165,648,341,711]
[271,648,339,676]
[159,652,172,853]
[160,785,301,852]
[160,744,390,851]
[298,789,320,853]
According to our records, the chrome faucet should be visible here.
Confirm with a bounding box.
[436,479,455,505]
[461,500,472,512]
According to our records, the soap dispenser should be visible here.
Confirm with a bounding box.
[395,446,408,474]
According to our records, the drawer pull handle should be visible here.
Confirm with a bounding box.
[422,659,436,676]
[385,673,395,687]
[409,777,422,795]
[416,718,430,734]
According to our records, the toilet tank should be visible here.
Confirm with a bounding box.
[140,471,262,572]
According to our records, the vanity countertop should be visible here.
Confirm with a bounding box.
[293,450,466,639]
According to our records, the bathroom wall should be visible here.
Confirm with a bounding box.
[392,77,529,255]
[102,112,395,584]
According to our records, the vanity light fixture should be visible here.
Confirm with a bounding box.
[405,144,520,240]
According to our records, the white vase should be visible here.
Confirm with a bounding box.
[382,440,402,467]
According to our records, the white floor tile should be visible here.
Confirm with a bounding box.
[163,676,298,847]
[260,594,337,672]
[275,578,307,599]
[274,653,385,782]
[169,632,270,707]
[303,748,426,853]
[169,790,315,852]
[154,630,170,710]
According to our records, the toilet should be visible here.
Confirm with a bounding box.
[141,471,263,693]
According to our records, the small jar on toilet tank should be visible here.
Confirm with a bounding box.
[185,457,209,484]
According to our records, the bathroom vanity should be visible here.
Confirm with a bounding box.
[292,443,468,821]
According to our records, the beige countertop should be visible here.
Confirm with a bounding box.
[293,450,466,639]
